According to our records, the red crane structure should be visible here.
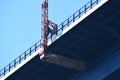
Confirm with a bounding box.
[40,0,57,59]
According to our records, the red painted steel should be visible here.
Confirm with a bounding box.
[41,0,48,52]
[40,0,57,57]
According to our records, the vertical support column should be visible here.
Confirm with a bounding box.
[40,0,57,59]
[41,0,48,55]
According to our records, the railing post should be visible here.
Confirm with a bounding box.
[14,60,16,68]
[84,5,86,13]
[19,56,21,64]
[35,43,37,52]
[96,0,99,4]
[90,0,93,9]
[62,23,63,31]
[67,18,69,26]
[79,9,81,18]
[9,64,11,72]
[73,14,75,22]
[24,51,26,60]
[4,68,5,76]
[29,48,32,55]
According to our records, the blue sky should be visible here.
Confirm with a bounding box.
[0,0,89,70]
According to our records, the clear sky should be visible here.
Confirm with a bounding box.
[0,0,89,70]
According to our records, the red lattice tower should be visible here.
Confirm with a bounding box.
[40,0,57,59]
[41,0,48,51]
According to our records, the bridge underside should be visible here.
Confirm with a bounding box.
[6,0,120,80]
[103,68,120,80]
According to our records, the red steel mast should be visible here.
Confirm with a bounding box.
[40,0,57,59]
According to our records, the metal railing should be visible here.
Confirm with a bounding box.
[0,0,101,78]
